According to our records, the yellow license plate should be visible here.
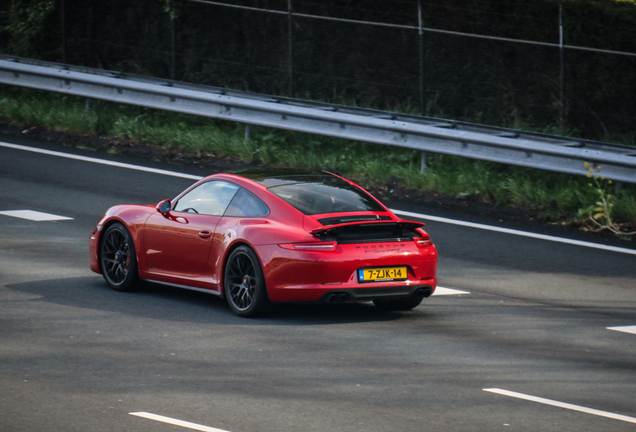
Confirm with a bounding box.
[358,266,407,283]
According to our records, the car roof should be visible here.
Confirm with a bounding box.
[228,168,341,188]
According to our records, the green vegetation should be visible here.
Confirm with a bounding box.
[577,163,636,236]
[1,85,635,237]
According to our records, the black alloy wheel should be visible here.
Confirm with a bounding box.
[100,223,139,292]
[224,246,271,317]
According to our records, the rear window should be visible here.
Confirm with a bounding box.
[269,179,385,215]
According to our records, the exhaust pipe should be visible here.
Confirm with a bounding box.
[414,287,433,299]
[324,292,350,304]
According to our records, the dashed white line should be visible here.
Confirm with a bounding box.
[130,412,231,432]
[484,388,636,424]
[433,286,470,296]
[4,141,636,256]
[0,210,73,221]
[607,325,636,335]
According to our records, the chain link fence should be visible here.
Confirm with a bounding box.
[4,0,636,141]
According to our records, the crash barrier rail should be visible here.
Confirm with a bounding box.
[1,55,635,185]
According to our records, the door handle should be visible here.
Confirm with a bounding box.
[198,230,212,239]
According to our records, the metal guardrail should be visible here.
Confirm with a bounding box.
[1,55,635,184]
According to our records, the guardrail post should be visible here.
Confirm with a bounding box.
[421,151,429,173]
[245,124,253,142]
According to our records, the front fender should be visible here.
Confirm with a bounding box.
[89,204,155,274]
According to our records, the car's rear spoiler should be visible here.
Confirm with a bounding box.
[310,219,425,236]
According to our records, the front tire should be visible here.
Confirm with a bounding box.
[224,246,271,318]
[99,223,139,292]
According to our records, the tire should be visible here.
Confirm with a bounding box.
[224,246,272,318]
[99,222,139,292]
[373,294,423,311]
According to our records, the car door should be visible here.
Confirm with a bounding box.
[144,180,240,277]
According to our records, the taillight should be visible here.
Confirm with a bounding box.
[279,241,337,251]
[414,235,433,247]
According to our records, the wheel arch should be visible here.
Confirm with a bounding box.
[219,241,263,297]
[97,218,140,273]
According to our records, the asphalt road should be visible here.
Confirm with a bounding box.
[1,135,635,432]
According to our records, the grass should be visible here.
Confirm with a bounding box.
[1,85,635,237]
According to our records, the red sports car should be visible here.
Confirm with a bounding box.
[89,168,438,317]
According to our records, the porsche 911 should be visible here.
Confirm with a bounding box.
[89,168,438,317]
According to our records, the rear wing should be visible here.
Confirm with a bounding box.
[310,219,425,236]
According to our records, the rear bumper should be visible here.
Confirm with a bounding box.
[319,284,434,304]
[255,242,437,303]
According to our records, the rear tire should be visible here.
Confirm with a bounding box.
[99,223,139,292]
[224,246,272,318]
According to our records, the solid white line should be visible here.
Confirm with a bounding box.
[607,325,636,335]
[392,209,636,256]
[0,210,73,221]
[0,141,202,180]
[130,412,231,432]
[484,388,636,424]
[4,140,635,255]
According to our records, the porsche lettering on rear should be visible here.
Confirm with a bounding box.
[356,243,405,249]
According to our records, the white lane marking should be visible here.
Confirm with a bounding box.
[433,286,470,296]
[130,412,231,432]
[0,210,73,221]
[4,141,635,256]
[484,388,636,424]
[607,325,636,335]
[0,141,202,180]
[392,209,636,256]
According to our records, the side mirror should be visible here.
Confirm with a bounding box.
[156,199,171,215]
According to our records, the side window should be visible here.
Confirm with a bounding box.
[224,188,270,217]
[173,180,240,216]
